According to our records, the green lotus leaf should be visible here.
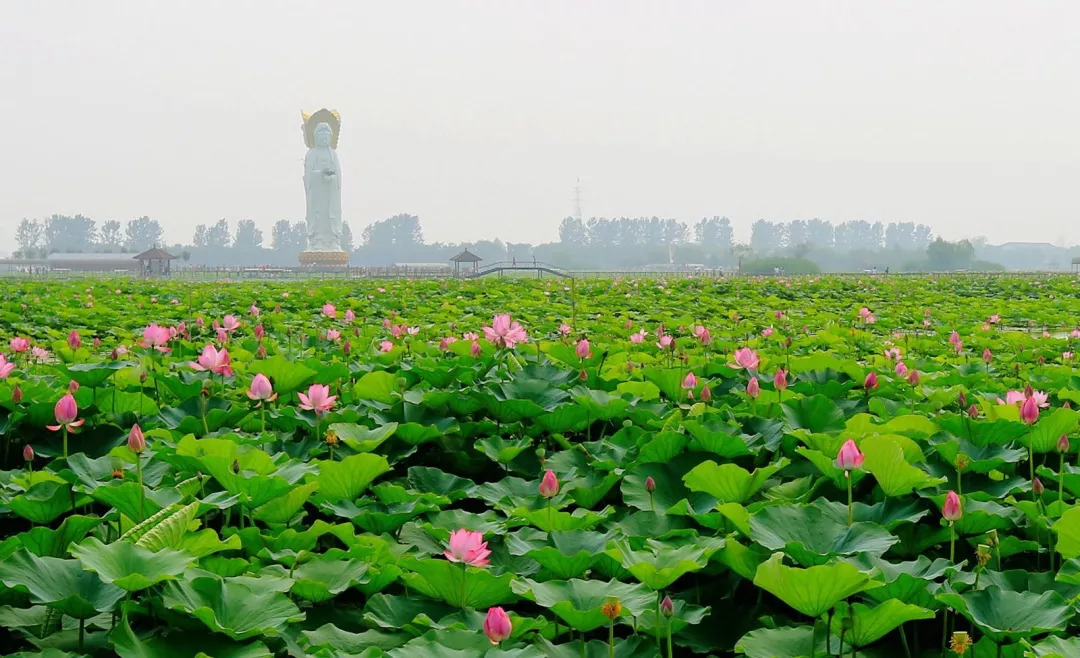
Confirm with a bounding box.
[253,481,318,524]
[249,355,317,395]
[749,504,898,566]
[735,625,819,658]
[399,557,515,609]
[329,422,398,453]
[937,587,1069,642]
[302,623,409,655]
[290,554,370,602]
[8,481,75,525]
[160,576,305,640]
[827,600,933,647]
[605,539,719,590]
[314,453,391,504]
[71,537,191,591]
[860,434,944,496]
[782,395,845,432]
[752,553,879,618]
[17,514,100,558]
[110,617,273,657]
[510,577,653,632]
[1026,407,1079,453]
[683,418,754,458]
[476,435,534,465]
[353,370,400,403]
[362,593,457,633]
[1022,635,1080,658]
[510,506,614,532]
[0,549,125,619]
[682,458,789,504]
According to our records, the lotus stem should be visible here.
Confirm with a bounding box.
[655,590,661,650]
[1059,452,1066,507]
[78,618,85,651]
[666,616,673,658]
[609,617,615,658]
[899,623,911,658]
[846,472,854,526]
[460,561,468,609]
[826,609,833,656]
[260,405,267,435]
[580,630,586,658]
[949,522,955,564]
[136,453,145,521]
[62,426,69,460]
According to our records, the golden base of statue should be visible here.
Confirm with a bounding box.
[299,251,349,268]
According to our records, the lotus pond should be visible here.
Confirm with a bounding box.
[3,274,1080,657]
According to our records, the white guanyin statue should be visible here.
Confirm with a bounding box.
[300,109,345,255]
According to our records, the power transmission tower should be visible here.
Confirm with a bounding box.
[573,178,583,221]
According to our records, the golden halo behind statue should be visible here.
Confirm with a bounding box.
[301,108,341,149]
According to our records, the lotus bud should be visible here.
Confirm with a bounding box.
[256,344,267,359]
[747,377,760,399]
[535,447,546,462]
[1059,435,1070,453]
[773,369,788,392]
[343,340,352,356]
[660,595,674,617]
[601,598,622,621]
[958,391,967,409]
[645,476,656,493]
[864,371,878,391]
[1024,383,1034,398]
[539,470,559,498]
[700,384,712,402]
[942,491,962,522]
[967,404,979,418]
[835,439,864,471]
[68,380,79,393]
[127,424,146,454]
[140,370,148,384]
[1066,401,1073,410]
[1033,477,1044,496]
[1021,396,1040,425]
[982,348,992,363]
[579,368,587,381]
[110,348,119,360]
[22,444,33,462]
[12,386,22,405]
[92,337,101,348]
[231,459,240,474]
[1038,355,1046,365]
[483,606,512,646]
[906,369,919,386]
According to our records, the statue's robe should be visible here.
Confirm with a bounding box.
[303,146,342,251]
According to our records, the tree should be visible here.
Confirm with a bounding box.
[45,215,97,252]
[340,221,354,252]
[272,220,294,250]
[15,219,44,255]
[750,220,785,254]
[361,214,424,247]
[926,238,975,271]
[694,216,734,249]
[192,224,210,248]
[233,220,263,248]
[558,217,587,245]
[99,220,122,248]
[124,216,165,251]
[206,219,231,248]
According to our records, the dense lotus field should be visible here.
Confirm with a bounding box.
[5,275,1080,657]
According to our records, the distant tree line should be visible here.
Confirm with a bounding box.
[14,215,167,257]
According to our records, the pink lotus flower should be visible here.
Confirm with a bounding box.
[407,326,419,336]
[907,369,919,386]
[948,330,960,346]
[988,314,1000,324]
[470,341,482,357]
[864,372,878,390]
[47,394,84,432]
[190,345,233,376]
[247,373,277,402]
[559,323,572,336]
[299,384,337,414]
[379,340,394,353]
[747,377,760,398]
[439,336,458,351]
[762,327,773,338]
[773,369,788,392]
[67,330,81,350]
[1065,352,1075,361]
[69,380,79,393]
[391,324,405,339]
[575,339,591,360]
[443,528,491,567]
[196,317,205,328]
[140,324,172,353]
[322,303,337,319]
[694,325,712,345]
[701,384,712,402]
[127,424,146,454]
[539,470,559,498]
[483,607,512,645]
[22,444,33,462]
[382,318,392,329]
[730,348,760,370]
[1021,396,1040,425]
[32,346,49,361]
[942,491,962,522]
[0,355,14,379]
[1073,329,1080,339]
[656,335,673,350]
[999,389,1049,408]
[9,337,29,353]
[895,361,908,377]
[326,329,341,342]
[630,330,647,345]
[835,439,864,470]
[682,371,697,391]
[884,347,901,361]
[484,314,528,349]
[222,314,241,333]
[216,328,229,344]
[249,304,260,317]
[341,309,355,323]
[254,324,265,341]
[12,385,22,404]
[463,331,479,341]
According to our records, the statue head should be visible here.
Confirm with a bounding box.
[314,123,333,148]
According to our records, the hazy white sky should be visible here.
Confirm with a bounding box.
[2,1,1078,247]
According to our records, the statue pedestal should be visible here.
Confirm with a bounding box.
[299,251,349,268]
